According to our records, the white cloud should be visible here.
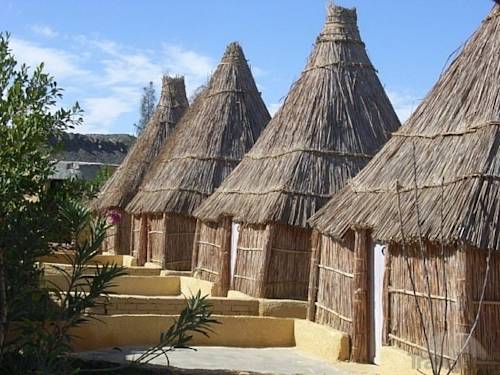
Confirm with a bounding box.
[268,103,281,116]
[80,93,138,133]
[9,34,216,133]
[9,38,87,79]
[387,90,421,123]
[31,24,59,38]
[162,44,214,95]
[100,53,161,87]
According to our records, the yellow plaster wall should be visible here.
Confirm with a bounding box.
[259,299,307,319]
[71,315,295,351]
[227,290,307,319]
[39,253,131,266]
[294,319,350,362]
[180,276,216,297]
[45,275,181,296]
[89,295,259,316]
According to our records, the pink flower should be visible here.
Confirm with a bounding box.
[107,210,122,225]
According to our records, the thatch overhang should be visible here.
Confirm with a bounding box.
[92,76,189,211]
[194,5,401,228]
[310,5,500,251]
[126,42,270,215]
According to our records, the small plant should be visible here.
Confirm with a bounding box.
[1,201,127,374]
[133,291,220,366]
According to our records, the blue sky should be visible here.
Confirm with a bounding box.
[1,0,495,134]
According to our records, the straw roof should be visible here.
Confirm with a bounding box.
[126,42,270,215]
[93,76,189,211]
[310,5,500,251]
[195,5,400,228]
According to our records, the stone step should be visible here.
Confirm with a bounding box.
[89,294,260,316]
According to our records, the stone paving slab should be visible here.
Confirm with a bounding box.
[80,346,362,374]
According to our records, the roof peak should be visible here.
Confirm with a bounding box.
[159,75,188,108]
[320,3,361,43]
[221,41,246,64]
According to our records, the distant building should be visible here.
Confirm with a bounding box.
[50,132,135,181]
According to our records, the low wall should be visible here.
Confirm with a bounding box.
[43,263,160,277]
[90,295,259,316]
[72,315,350,364]
[294,319,350,362]
[45,275,181,296]
[44,272,306,319]
[180,276,216,297]
[227,290,307,319]
[71,315,295,352]
[39,252,136,266]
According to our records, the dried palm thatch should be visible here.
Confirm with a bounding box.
[195,5,400,227]
[92,76,189,211]
[307,6,500,370]
[192,4,400,299]
[310,5,500,252]
[126,42,270,216]
[126,43,269,269]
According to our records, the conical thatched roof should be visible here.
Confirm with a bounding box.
[310,5,500,251]
[195,5,400,227]
[93,76,189,211]
[126,42,270,215]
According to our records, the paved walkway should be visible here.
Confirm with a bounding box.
[80,346,362,374]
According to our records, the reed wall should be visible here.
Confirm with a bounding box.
[193,221,225,286]
[313,232,355,335]
[469,249,500,375]
[265,224,311,300]
[164,214,196,270]
[147,214,164,265]
[232,224,268,296]
[387,243,460,366]
[101,210,131,255]
[308,236,500,372]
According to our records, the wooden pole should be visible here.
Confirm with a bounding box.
[138,215,148,266]
[191,219,202,276]
[382,245,392,346]
[161,213,168,269]
[256,224,275,298]
[218,217,232,297]
[456,247,476,374]
[352,228,371,363]
[307,230,322,321]
[129,216,136,258]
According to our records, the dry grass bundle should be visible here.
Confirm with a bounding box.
[92,76,189,211]
[126,42,270,216]
[310,5,500,251]
[194,5,400,228]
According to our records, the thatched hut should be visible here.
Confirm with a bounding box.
[308,5,500,368]
[126,42,270,270]
[193,5,400,298]
[93,76,188,255]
